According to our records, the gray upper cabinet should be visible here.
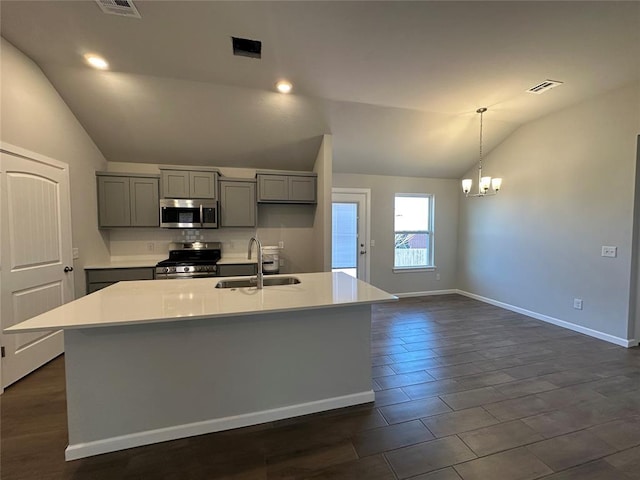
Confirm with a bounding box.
[190,171,217,199]
[162,170,189,198]
[97,173,159,228]
[289,176,316,202]
[258,175,288,201]
[161,169,218,199]
[220,179,256,227]
[130,177,160,226]
[257,173,317,204]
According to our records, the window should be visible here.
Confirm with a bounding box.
[394,194,434,269]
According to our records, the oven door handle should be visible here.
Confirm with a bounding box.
[200,204,203,227]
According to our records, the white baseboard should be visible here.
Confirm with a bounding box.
[394,289,458,298]
[65,390,374,461]
[457,290,638,348]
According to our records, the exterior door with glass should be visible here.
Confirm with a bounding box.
[331,190,369,281]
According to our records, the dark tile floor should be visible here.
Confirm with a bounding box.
[2,294,640,479]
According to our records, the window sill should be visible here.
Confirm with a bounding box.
[393,266,436,274]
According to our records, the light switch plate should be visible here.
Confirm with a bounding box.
[72,247,79,259]
[573,298,583,310]
[602,246,617,258]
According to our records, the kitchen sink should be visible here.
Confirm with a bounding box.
[215,276,301,289]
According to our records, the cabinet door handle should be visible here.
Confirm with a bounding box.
[64,266,74,273]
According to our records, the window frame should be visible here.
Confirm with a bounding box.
[393,193,435,272]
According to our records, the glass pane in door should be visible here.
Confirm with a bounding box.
[332,202,357,278]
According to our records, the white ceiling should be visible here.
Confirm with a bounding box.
[1,1,639,177]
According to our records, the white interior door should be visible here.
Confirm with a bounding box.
[332,189,370,282]
[1,146,74,389]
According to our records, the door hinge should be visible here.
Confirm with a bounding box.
[1,346,5,358]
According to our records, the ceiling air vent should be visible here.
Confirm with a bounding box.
[232,37,262,59]
[526,79,564,94]
[95,0,141,18]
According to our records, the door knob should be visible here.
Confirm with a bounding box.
[64,266,74,273]
[360,250,367,255]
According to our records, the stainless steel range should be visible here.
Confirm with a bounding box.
[155,242,222,279]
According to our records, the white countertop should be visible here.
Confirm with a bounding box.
[216,254,257,265]
[5,272,397,333]
[84,254,257,269]
[84,257,163,269]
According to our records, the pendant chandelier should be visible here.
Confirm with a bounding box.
[462,107,502,197]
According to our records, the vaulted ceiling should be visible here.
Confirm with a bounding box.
[1,1,639,177]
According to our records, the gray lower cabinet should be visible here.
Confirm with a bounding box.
[217,263,257,277]
[161,169,218,199]
[97,173,159,228]
[257,173,316,203]
[220,179,256,227]
[86,267,155,294]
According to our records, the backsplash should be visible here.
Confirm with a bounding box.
[106,203,318,273]
[109,228,258,257]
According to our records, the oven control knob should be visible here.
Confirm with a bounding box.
[184,267,190,273]
[169,267,176,273]
[163,267,169,273]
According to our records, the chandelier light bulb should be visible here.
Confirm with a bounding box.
[462,179,473,194]
[491,177,502,192]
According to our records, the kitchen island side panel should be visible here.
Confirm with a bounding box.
[64,304,373,458]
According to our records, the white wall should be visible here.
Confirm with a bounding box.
[333,173,459,294]
[457,82,640,342]
[0,38,110,296]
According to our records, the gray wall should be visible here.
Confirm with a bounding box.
[457,82,640,341]
[0,38,110,297]
[333,173,459,294]
[313,134,333,272]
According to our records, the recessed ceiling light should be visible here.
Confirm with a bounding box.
[276,80,293,94]
[84,54,109,70]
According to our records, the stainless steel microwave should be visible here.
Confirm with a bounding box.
[160,199,218,229]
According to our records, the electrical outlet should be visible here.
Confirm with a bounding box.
[573,298,583,310]
[278,240,284,249]
[370,239,376,247]
[436,273,441,281]
[601,246,617,258]
[279,258,285,267]
[146,242,154,252]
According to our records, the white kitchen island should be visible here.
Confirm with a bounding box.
[5,272,396,460]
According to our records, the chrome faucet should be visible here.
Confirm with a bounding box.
[247,236,263,289]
